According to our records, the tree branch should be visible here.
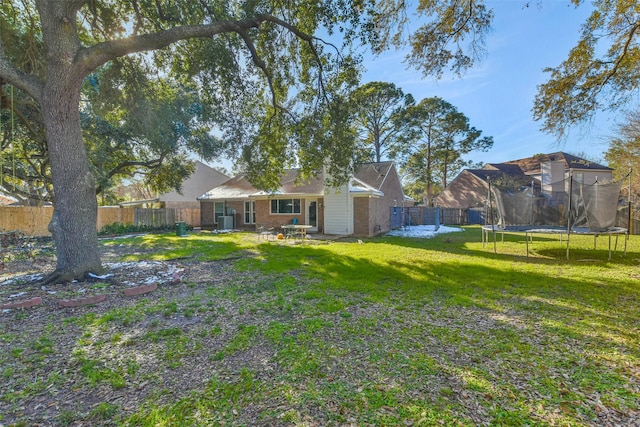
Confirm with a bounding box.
[0,89,45,142]
[0,48,44,102]
[236,28,278,108]
[258,14,332,102]
[78,18,266,74]
[94,155,166,195]
[597,20,640,90]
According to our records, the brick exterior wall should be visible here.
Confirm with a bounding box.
[371,166,405,236]
[202,197,325,233]
[353,197,371,236]
[201,201,214,228]
[200,200,252,230]
[225,200,250,230]
[255,198,308,231]
[352,165,406,237]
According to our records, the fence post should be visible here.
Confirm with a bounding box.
[435,207,440,231]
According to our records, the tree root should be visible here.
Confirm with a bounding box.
[36,268,105,286]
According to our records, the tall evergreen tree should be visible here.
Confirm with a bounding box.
[398,97,492,206]
[350,81,414,162]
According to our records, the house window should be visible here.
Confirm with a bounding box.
[270,198,301,214]
[214,202,224,224]
[244,201,256,224]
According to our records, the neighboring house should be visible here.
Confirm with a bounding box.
[435,152,613,208]
[500,151,612,192]
[158,160,229,209]
[198,162,405,237]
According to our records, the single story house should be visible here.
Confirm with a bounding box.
[435,152,613,208]
[198,161,406,237]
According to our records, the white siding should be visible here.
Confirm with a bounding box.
[581,170,612,185]
[541,161,566,194]
[323,181,353,235]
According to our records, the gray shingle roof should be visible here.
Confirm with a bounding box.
[198,162,395,200]
[503,152,611,174]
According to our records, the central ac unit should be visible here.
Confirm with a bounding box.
[219,215,234,230]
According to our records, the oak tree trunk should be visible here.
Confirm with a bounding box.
[41,72,103,281]
[33,0,104,282]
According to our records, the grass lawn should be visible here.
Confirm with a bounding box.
[1,226,638,426]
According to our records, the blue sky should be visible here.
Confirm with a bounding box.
[360,0,613,166]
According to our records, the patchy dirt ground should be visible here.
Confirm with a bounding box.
[0,237,277,426]
[0,242,187,310]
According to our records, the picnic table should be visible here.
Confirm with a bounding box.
[282,224,312,239]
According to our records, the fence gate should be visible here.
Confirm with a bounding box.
[389,206,404,229]
[467,208,485,225]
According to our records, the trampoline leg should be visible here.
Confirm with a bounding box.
[526,232,529,257]
[493,230,497,254]
[608,234,612,261]
[625,234,627,256]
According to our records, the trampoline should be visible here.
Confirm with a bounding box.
[482,170,631,260]
[482,225,627,260]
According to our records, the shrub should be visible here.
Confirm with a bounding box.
[98,222,186,236]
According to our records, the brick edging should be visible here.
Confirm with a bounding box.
[59,294,106,308]
[0,297,43,310]
[123,283,157,296]
[2,269,185,311]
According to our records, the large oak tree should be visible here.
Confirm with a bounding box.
[0,0,493,282]
[0,61,220,206]
[534,0,640,138]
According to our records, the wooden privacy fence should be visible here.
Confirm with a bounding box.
[0,207,53,236]
[133,208,199,228]
[0,206,201,236]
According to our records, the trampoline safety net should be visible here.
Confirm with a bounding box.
[489,175,624,232]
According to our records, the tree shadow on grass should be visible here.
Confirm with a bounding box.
[245,240,639,424]
[372,226,640,267]
[6,231,637,426]
[249,239,639,339]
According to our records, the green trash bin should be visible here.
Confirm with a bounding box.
[175,222,187,237]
